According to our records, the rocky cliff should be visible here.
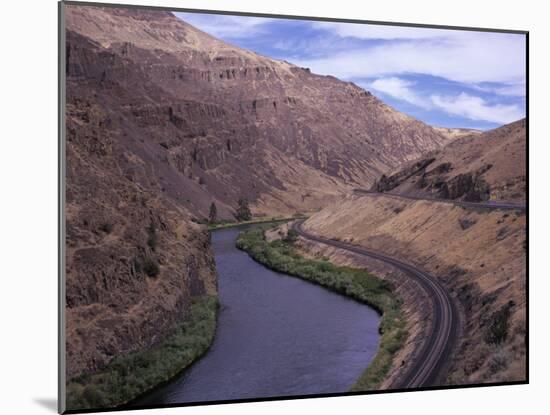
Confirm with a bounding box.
[372,119,526,202]
[65,5,450,220]
[64,8,221,380]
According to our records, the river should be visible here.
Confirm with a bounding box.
[132,225,380,405]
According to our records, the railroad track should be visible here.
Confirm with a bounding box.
[292,220,459,388]
[353,189,526,212]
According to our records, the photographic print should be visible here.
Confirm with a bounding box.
[59,1,527,412]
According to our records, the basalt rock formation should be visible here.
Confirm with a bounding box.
[371,119,526,202]
[372,157,436,193]
[65,4,451,220]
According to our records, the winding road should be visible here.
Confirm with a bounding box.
[353,189,526,212]
[292,220,459,389]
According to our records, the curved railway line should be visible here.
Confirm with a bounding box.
[292,220,459,388]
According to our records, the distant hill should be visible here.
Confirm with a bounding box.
[433,126,482,141]
[372,119,526,202]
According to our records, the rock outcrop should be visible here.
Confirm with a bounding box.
[372,157,436,193]
[371,119,526,203]
[65,4,451,220]
[65,10,221,380]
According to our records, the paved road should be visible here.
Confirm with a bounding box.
[353,189,526,212]
[292,220,459,389]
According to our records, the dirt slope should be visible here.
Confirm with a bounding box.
[303,194,526,384]
[373,119,526,203]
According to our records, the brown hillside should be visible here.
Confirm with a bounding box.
[373,119,526,202]
[65,4,451,219]
[302,192,526,384]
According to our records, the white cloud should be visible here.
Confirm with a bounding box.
[292,32,526,87]
[430,92,524,124]
[471,82,526,97]
[174,13,526,93]
[492,84,526,97]
[312,22,466,40]
[173,12,526,125]
[366,77,431,108]
[364,77,524,124]
[173,12,271,39]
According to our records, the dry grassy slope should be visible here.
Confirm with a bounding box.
[377,119,526,202]
[435,119,526,201]
[433,126,482,141]
[65,4,450,219]
[303,194,526,384]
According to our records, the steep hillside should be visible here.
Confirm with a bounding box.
[64,10,222,382]
[301,120,527,385]
[372,119,526,202]
[65,86,218,381]
[65,4,450,219]
[302,195,526,384]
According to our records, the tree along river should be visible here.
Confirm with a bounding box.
[132,225,380,405]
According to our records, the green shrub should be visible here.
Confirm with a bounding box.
[134,255,160,278]
[66,296,218,410]
[284,229,299,243]
[489,350,508,374]
[484,304,512,345]
[99,222,113,233]
[208,202,218,224]
[82,385,107,407]
[146,223,157,251]
[142,257,160,277]
[235,198,252,221]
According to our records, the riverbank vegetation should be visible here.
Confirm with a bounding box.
[66,296,218,410]
[206,213,307,230]
[237,225,407,390]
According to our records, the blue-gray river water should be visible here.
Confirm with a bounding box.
[132,226,380,405]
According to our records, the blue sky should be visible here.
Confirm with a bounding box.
[174,12,526,130]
